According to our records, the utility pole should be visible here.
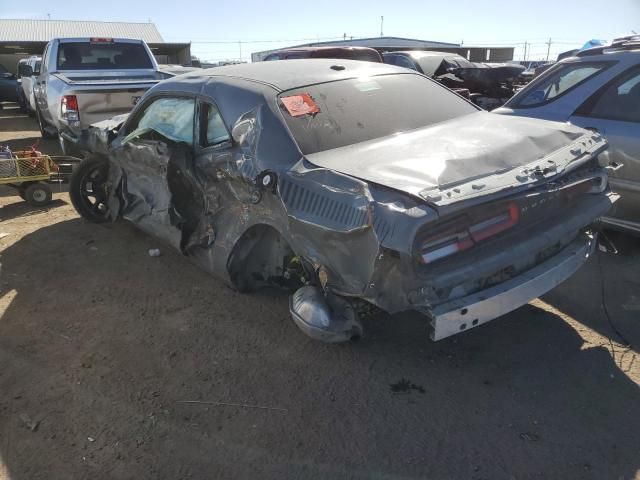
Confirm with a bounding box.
[380,16,384,37]
[523,41,528,62]
[238,41,242,61]
[546,37,552,61]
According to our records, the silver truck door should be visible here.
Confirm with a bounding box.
[35,43,51,119]
[570,65,640,230]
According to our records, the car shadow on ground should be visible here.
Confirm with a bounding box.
[0,218,639,479]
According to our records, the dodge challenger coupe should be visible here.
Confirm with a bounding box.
[69,59,617,343]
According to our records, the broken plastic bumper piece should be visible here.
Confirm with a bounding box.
[429,233,597,341]
[289,286,363,343]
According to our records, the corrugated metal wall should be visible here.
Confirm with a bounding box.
[0,19,164,43]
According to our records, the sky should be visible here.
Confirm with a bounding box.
[3,0,639,62]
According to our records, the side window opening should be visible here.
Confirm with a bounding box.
[200,102,230,147]
[125,97,195,145]
[575,66,640,123]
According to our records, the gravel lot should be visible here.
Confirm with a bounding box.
[1,105,639,480]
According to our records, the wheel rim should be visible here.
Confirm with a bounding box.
[79,164,110,218]
[32,189,47,203]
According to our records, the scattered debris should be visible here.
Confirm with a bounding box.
[0,232,9,239]
[389,379,426,394]
[176,400,287,412]
[148,248,161,257]
[19,413,40,432]
[87,436,95,442]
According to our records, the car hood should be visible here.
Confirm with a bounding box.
[305,112,606,206]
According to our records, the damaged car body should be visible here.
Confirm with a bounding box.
[69,60,617,343]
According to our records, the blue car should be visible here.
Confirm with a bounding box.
[0,64,19,104]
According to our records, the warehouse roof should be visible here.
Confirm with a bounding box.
[0,19,164,43]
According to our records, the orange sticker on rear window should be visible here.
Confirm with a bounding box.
[281,94,320,117]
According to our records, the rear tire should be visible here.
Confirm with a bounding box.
[69,156,111,223]
[24,182,52,206]
[36,106,56,139]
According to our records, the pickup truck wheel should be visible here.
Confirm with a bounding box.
[69,157,111,223]
[36,106,56,139]
[24,182,53,206]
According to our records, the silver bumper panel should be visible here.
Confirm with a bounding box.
[430,233,597,341]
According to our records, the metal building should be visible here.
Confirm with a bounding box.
[0,19,192,73]
[252,36,514,63]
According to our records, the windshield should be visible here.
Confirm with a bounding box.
[278,73,477,155]
[57,42,153,70]
[510,61,612,108]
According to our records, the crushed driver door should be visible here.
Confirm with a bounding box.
[111,96,208,252]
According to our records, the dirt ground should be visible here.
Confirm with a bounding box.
[0,104,639,480]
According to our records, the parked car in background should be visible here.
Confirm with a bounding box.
[383,50,524,109]
[0,64,19,104]
[34,37,166,156]
[263,46,382,62]
[17,56,42,115]
[495,35,640,234]
[158,64,201,77]
[69,60,615,343]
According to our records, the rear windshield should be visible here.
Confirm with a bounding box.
[278,73,477,154]
[57,42,153,70]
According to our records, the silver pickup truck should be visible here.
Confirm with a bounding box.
[33,37,166,156]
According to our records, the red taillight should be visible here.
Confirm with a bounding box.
[419,203,520,264]
[61,95,79,122]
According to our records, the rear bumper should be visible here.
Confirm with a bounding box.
[429,232,596,341]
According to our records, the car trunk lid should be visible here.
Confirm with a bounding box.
[305,113,607,207]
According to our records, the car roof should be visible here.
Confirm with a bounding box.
[174,59,409,92]
[271,46,378,53]
[387,50,463,59]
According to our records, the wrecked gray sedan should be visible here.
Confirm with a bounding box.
[69,60,617,342]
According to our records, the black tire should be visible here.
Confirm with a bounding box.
[17,89,28,113]
[36,106,56,139]
[69,156,111,223]
[24,182,52,206]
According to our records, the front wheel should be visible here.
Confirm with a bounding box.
[69,156,111,223]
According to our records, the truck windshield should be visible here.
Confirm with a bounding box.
[278,73,478,155]
[57,42,153,70]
